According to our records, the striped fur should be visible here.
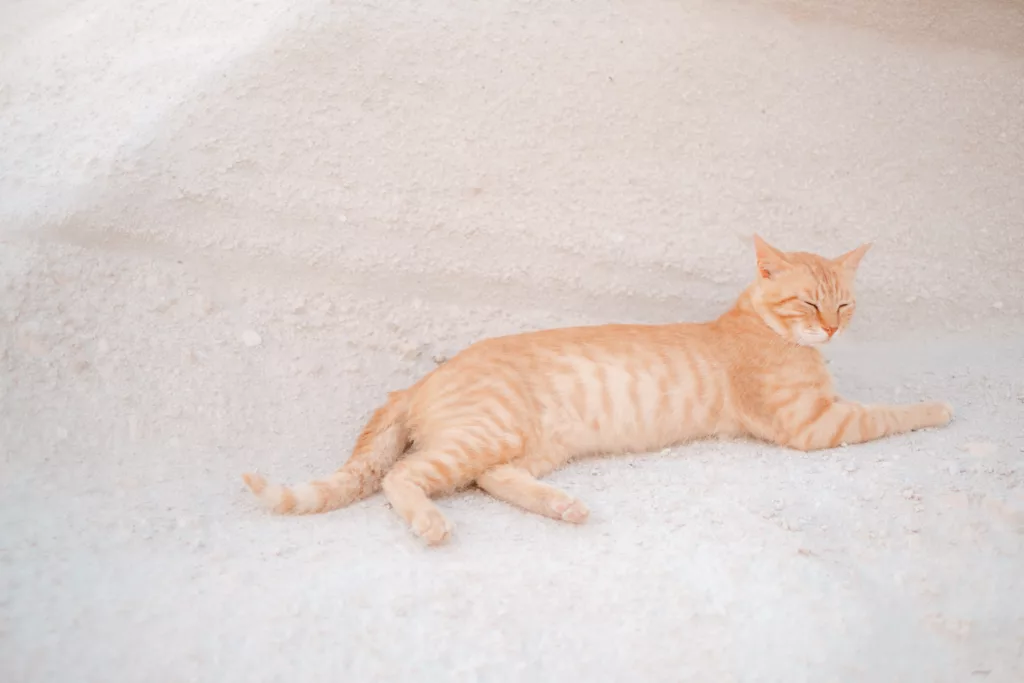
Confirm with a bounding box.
[242,236,953,545]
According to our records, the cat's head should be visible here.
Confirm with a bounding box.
[750,235,871,347]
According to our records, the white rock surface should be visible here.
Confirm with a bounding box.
[2,1,1023,682]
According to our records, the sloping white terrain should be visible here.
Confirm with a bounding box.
[2,1,1022,681]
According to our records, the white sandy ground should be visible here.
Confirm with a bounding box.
[2,0,1024,680]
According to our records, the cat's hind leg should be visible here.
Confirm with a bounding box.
[382,439,521,545]
[477,464,589,523]
[476,447,588,524]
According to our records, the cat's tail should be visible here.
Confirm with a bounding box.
[241,390,410,514]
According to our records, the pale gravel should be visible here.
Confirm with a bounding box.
[2,1,1024,682]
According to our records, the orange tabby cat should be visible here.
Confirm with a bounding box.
[242,236,953,545]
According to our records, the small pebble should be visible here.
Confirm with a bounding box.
[241,330,262,347]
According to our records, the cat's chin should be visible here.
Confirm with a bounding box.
[794,331,831,347]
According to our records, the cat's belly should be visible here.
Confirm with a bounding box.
[545,390,737,456]
[530,340,737,456]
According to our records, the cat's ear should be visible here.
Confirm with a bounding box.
[833,242,872,271]
[753,234,790,279]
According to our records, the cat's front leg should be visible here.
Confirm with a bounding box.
[777,397,953,451]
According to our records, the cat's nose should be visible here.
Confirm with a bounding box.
[823,325,837,338]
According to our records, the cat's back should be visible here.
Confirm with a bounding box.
[452,322,713,366]
[408,323,702,399]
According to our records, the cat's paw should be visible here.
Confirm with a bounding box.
[919,401,954,428]
[411,508,453,546]
[549,497,590,524]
